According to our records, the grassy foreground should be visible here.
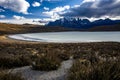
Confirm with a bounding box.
[0,35,120,79]
[0,71,24,80]
[67,52,120,80]
[0,41,119,66]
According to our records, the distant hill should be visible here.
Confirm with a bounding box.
[47,18,120,30]
[0,23,26,35]
[88,24,120,31]
[0,23,73,35]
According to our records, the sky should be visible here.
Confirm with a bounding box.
[0,0,120,25]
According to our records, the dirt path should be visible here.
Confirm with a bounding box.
[12,59,73,80]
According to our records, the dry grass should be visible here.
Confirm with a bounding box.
[32,54,61,71]
[0,71,24,80]
[67,45,120,80]
[0,39,119,79]
[0,56,32,69]
[67,58,120,80]
[0,23,73,35]
[0,23,26,34]
[0,42,119,70]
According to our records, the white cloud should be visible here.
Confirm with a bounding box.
[52,5,70,12]
[91,0,120,8]
[61,0,120,19]
[0,15,5,18]
[0,0,30,14]
[82,0,95,3]
[32,2,41,7]
[73,5,80,8]
[13,15,25,20]
[40,0,62,3]
[44,7,50,10]
[0,9,5,12]
[43,5,70,20]
[0,19,45,25]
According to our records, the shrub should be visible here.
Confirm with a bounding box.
[67,59,120,80]
[57,53,70,60]
[32,55,61,71]
[0,56,31,69]
[0,71,24,80]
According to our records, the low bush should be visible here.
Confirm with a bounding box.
[0,71,24,80]
[57,53,70,60]
[32,55,61,71]
[0,56,32,69]
[67,58,120,80]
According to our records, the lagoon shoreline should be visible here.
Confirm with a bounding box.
[0,34,119,44]
[4,31,120,43]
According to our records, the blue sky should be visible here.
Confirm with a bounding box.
[0,0,120,24]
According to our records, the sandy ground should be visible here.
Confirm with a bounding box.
[11,59,73,80]
[0,35,46,44]
[0,35,24,43]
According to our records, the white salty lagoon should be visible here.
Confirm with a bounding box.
[8,31,120,43]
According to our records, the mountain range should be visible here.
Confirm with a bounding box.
[47,18,120,30]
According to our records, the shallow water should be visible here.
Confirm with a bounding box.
[9,31,120,43]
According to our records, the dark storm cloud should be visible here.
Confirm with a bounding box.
[61,0,120,18]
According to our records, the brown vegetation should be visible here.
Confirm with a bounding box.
[0,23,73,35]
[67,56,120,80]
[0,41,119,70]
[88,24,120,31]
[0,71,24,80]
[0,56,31,69]
[0,41,119,79]
[32,54,61,71]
